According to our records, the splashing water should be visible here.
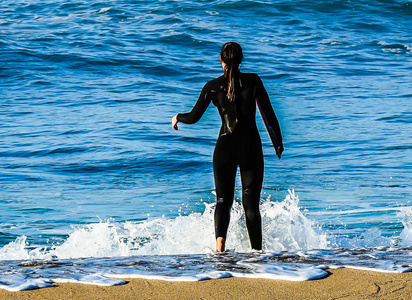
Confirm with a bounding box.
[399,207,412,247]
[0,190,327,260]
[1,190,411,292]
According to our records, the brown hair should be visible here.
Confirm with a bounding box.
[220,42,243,102]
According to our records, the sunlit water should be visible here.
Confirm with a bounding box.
[1,0,411,291]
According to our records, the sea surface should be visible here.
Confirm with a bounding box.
[1,0,412,291]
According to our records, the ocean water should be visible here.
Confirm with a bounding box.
[1,0,411,291]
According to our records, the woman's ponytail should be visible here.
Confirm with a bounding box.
[220,42,243,102]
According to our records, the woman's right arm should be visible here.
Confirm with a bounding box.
[172,82,213,130]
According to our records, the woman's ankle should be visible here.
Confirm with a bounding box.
[216,237,225,252]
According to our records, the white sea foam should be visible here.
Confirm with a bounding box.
[0,190,327,260]
[1,191,411,291]
[2,247,410,291]
[234,264,328,281]
[112,270,233,282]
[1,190,411,261]
[206,11,219,16]
[98,7,112,14]
[261,190,329,251]
[0,273,124,292]
[0,236,30,260]
[399,207,412,247]
[53,274,124,286]
[336,228,394,249]
[378,41,412,54]
[319,39,343,45]
[0,274,52,292]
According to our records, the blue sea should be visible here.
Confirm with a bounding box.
[1,0,411,291]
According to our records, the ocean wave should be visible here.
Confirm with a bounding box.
[2,190,412,261]
[0,190,323,260]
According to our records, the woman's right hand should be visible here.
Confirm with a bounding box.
[172,114,179,130]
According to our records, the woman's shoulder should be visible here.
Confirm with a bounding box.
[240,72,261,80]
[240,72,263,86]
[203,75,226,89]
[208,74,226,83]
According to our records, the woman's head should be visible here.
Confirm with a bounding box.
[220,42,243,70]
[220,42,243,102]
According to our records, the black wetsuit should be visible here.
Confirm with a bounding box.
[177,72,283,250]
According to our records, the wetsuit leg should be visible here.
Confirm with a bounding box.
[213,135,237,240]
[239,138,264,250]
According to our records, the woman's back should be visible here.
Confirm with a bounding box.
[210,72,261,136]
[182,72,277,139]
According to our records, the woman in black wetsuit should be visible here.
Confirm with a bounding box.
[172,42,283,252]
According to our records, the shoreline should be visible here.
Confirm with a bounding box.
[1,268,411,299]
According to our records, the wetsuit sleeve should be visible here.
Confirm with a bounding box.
[255,75,284,153]
[176,81,213,124]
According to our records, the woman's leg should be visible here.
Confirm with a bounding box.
[213,137,237,251]
[240,143,264,250]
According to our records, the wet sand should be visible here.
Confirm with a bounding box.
[1,268,411,299]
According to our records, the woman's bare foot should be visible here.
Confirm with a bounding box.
[216,237,225,252]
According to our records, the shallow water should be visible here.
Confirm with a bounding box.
[1,0,411,291]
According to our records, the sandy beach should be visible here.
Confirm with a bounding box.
[1,268,411,299]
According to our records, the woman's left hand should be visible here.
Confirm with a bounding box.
[172,114,179,130]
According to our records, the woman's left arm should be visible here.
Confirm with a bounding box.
[255,75,284,154]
